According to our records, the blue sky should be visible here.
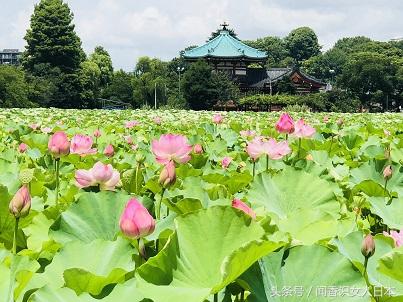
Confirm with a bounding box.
[1,0,402,70]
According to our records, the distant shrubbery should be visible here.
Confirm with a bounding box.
[239,90,360,112]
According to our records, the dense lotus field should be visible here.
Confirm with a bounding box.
[0,108,403,302]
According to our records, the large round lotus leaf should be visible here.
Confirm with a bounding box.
[378,247,403,283]
[246,167,339,219]
[136,206,283,302]
[332,231,403,298]
[28,286,96,302]
[50,191,130,243]
[368,197,403,230]
[242,244,370,302]
[22,238,135,297]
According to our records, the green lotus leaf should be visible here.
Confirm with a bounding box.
[368,197,403,230]
[246,167,339,219]
[378,246,403,283]
[50,191,130,244]
[242,244,370,301]
[136,206,283,302]
[28,286,96,302]
[23,213,54,252]
[332,231,403,298]
[24,238,135,297]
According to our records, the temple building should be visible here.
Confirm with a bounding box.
[183,24,326,94]
[0,49,21,65]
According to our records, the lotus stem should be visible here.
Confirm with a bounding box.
[240,290,245,302]
[329,134,334,153]
[12,217,19,255]
[55,158,60,210]
[252,161,256,179]
[383,179,388,197]
[138,238,147,261]
[156,188,165,220]
[266,154,269,171]
[297,138,302,158]
[214,293,218,302]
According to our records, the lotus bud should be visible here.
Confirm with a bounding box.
[93,129,101,138]
[361,234,375,258]
[275,113,295,134]
[9,185,31,218]
[306,154,313,161]
[337,118,344,128]
[48,131,70,158]
[19,169,34,184]
[193,144,203,154]
[383,165,392,180]
[104,144,114,157]
[18,143,28,153]
[119,198,155,239]
[232,199,256,219]
[159,161,176,187]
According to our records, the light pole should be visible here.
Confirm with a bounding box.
[177,66,184,97]
[154,81,157,109]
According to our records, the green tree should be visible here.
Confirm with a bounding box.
[23,0,84,73]
[23,0,85,107]
[339,52,396,109]
[0,66,32,107]
[285,27,321,64]
[302,49,347,82]
[79,60,101,107]
[103,70,134,104]
[89,46,113,87]
[244,36,290,67]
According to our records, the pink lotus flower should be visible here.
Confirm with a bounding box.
[29,123,39,130]
[56,120,63,125]
[323,115,330,123]
[240,130,256,138]
[232,199,256,219]
[383,230,403,248]
[193,144,203,154]
[104,144,114,157]
[120,198,155,239]
[9,185,31,218]
[42,127,52,134]
[212,114,224,124]
[159,160,176,187]
[264,138,291,160]
[18,143,28,153]
[221,156,232,169]
[293,119,316,138]
[246,137,266,161]
[275,113,295,134]
[151,134,192,165]
[124,135,134,145]
[125,120,140,128]
[94,129,101,138]
[337,118,344,127]
[153,117,162,125]
[384,129,391,137]
[131,144,139,151]
[48,131,70,158]
[70,134,97,156]
[361,234,375,258]
[75,161,120,191]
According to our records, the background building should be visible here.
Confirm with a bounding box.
[0,49,21,65]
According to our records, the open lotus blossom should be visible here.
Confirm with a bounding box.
[151,134,192,165]
[75,161,120,191]
[124,135,134,145]
[94,129,101,138]
[125,120,140,128]
[264,138,291,160]
[232,199,256,219]
[212,114,224,124]
[323,115,330,123]
[42,127,52,134]
[48,131,70,158]
[9,185,31,218]
[221,156,232,169]
[120,198,155,239]
[104,144,114,157]
[383,230,403,248]
[70,134,97,156]
[246,137,266,161]
[18,143,28,153]
[275,113,295,134]
[240,130,256,138]
[293,119,316,138]
[384,129,391,136]
[29,123,39,130]
[193,144,203,154]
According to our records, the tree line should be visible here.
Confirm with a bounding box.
[0,0,402,111]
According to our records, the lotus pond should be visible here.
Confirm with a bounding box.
[1,109,403,302]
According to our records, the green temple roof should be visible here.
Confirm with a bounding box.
[183,30,267,61]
